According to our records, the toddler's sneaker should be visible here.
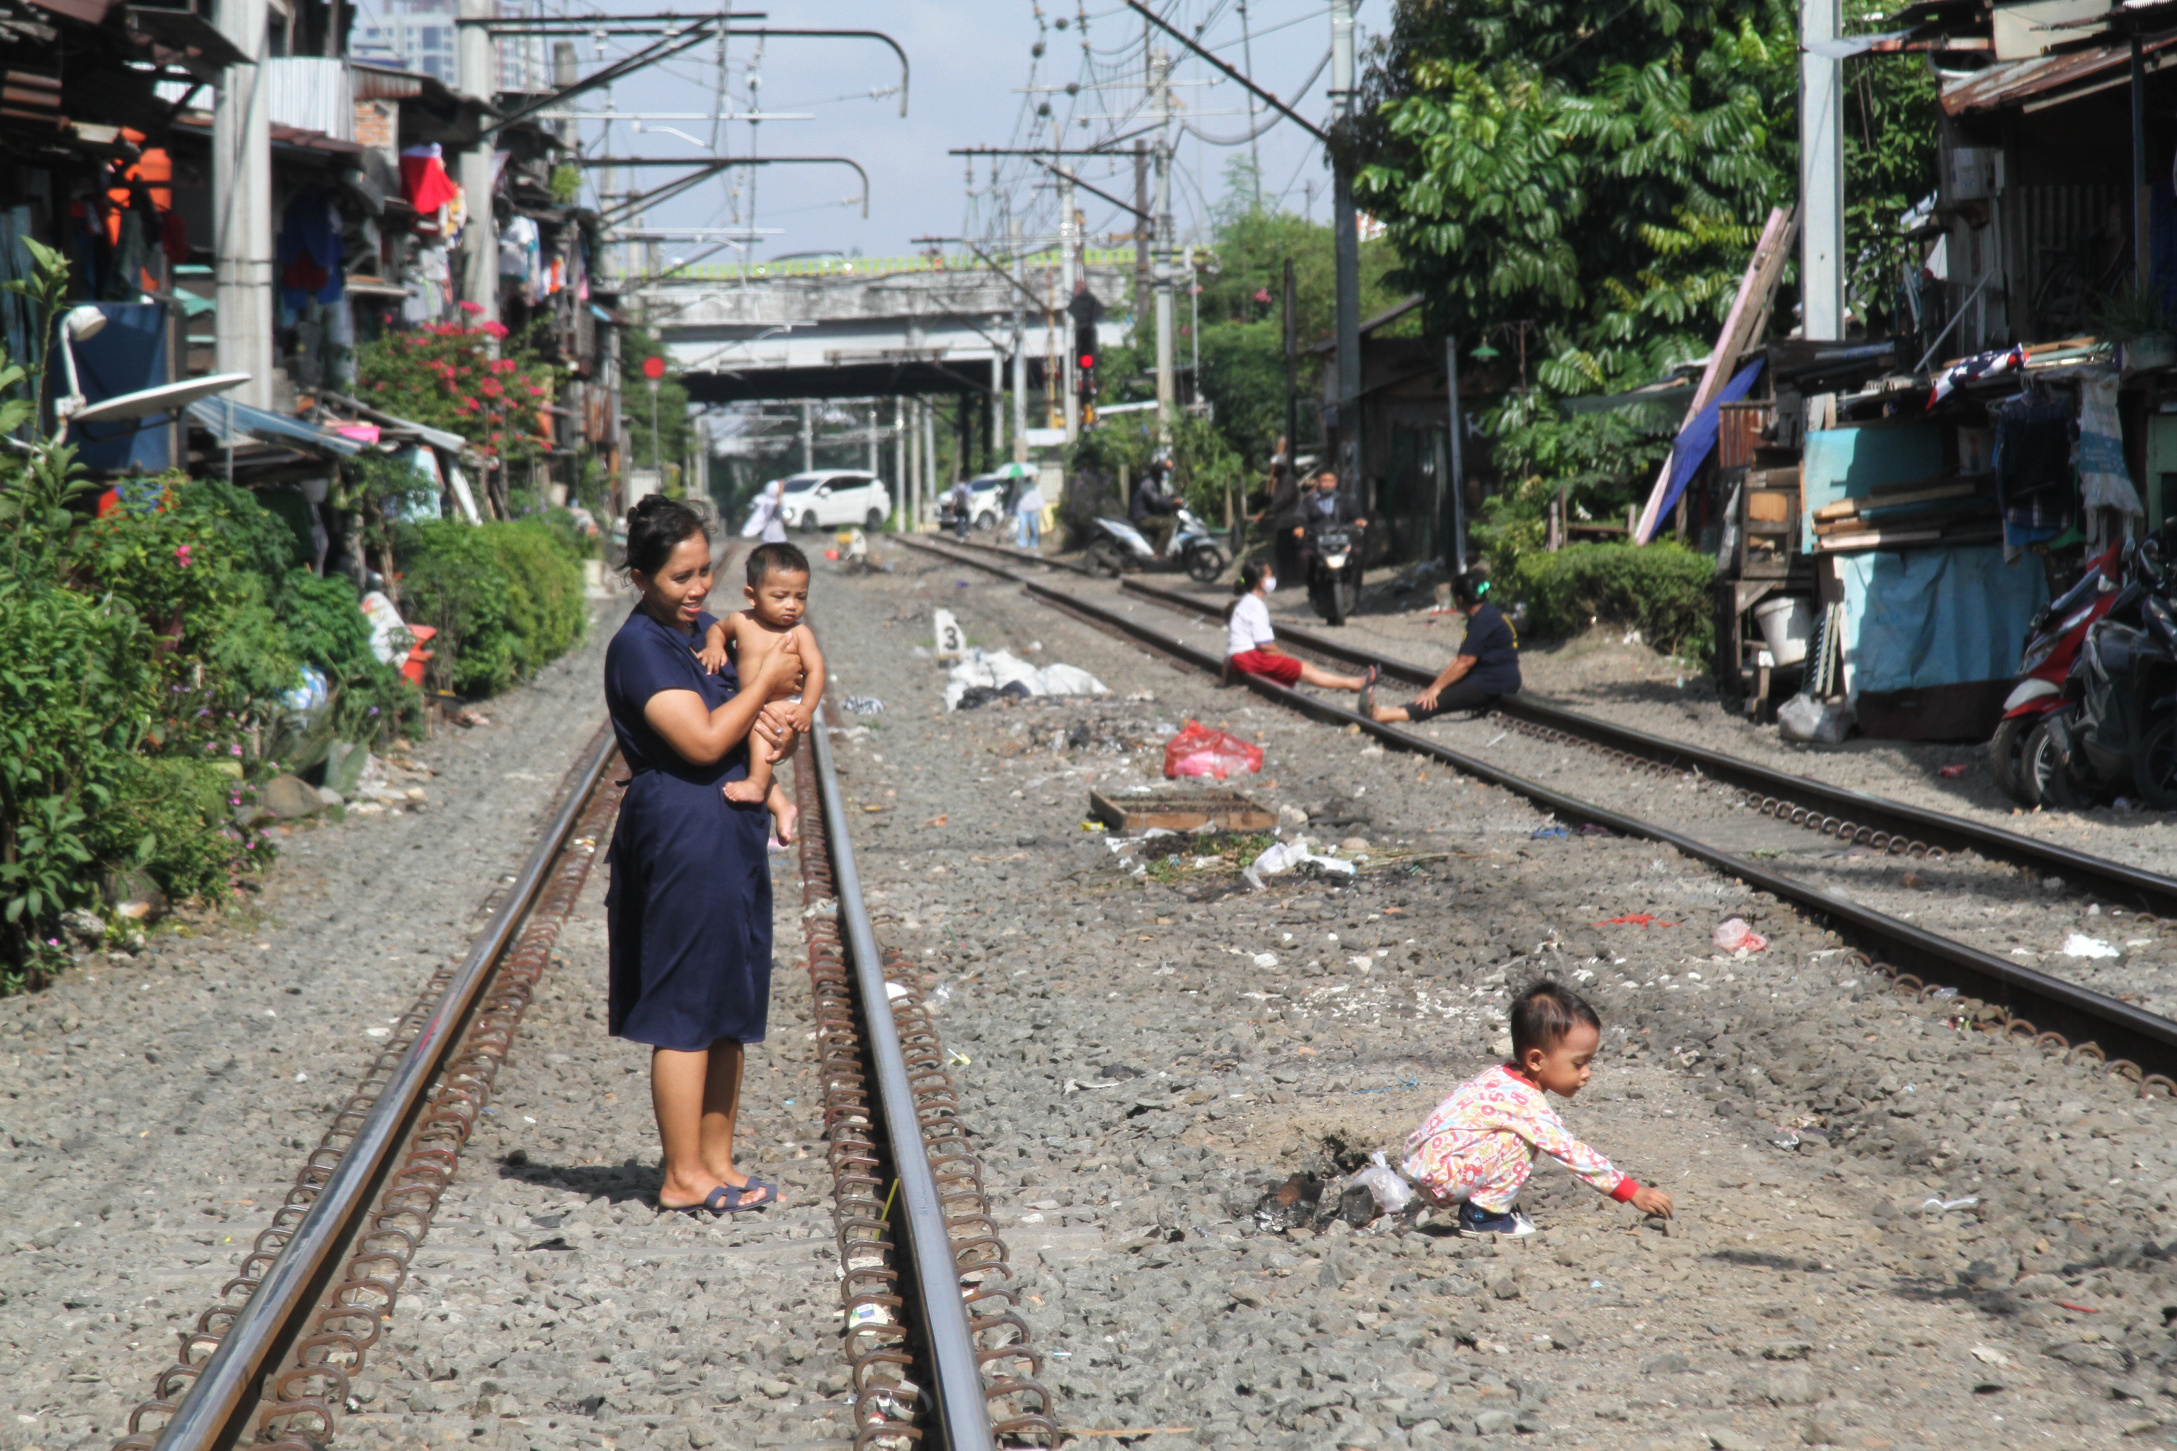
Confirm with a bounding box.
[1457,1201,1538,1237]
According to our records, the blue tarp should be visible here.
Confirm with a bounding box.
[1639,358,1764,542]
[69,303,170,474]
[1799,422,1947,553]
[1836,544,2049,699]
[185,396,366,457]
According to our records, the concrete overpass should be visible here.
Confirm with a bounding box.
[635,247,1140,405]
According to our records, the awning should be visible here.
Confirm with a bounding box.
[187,397,366,457]
[1941,35,2177,114]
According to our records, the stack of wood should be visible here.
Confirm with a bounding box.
[1809,473,2000,553]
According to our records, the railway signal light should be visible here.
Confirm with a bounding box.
[1067,286,1102,407]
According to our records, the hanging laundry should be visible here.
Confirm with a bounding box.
[399,144,460,214]
[2077,369,2145,550]
[1993,390,2075,556]
[1929,344,2025,407]
[279,190,345,308]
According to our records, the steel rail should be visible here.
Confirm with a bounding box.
[150,727,619,1451]
[920,534,2177,919]
[807,698,998,1451]
[898,535,2177,1081]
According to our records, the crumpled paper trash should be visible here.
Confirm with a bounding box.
[944,648,1109,709]
[1243,835,1358,890]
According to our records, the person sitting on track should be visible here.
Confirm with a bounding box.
[606,496,803,1216]
[1225,559,1379,705]
[1402,979,1675,1237]
[1371,571,1520,724]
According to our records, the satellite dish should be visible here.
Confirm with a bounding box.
[70,372,251,426]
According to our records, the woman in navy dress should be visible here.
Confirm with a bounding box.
[605,496,802,1214]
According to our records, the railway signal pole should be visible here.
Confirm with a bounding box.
[1331,0,1361,492]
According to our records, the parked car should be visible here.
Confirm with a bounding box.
[779,470,893,531]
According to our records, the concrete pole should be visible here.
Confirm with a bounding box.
[892,395,906,527]
[552,42,577,148]
[800,398,814,473]
[1331,0,1362,488]
[922,396,938,519]
[1799,0,1844,340]
[457,0,500,325]
[1060,165,1079,444]
[867,401,879,476]
[989,353,1004,466]
[1011,220,1029,464]
[213,0,274,408]
[1151,46,1176,438]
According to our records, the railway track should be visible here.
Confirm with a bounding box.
[902,533,2177,1095]
[116,693,1049,1451]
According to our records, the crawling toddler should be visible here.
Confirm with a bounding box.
[1403,980,1674,1236]
[697,541,825,845]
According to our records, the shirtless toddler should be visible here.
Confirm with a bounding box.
[698,542,825,845]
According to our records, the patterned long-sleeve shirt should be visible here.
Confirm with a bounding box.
[1401,1064,1640,1206]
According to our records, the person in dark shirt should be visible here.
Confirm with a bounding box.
[1372,573,1521,722]
[1257,437,1304,584]
[1130,456,1183,552]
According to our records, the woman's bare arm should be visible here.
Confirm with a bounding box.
[643,634,802,765]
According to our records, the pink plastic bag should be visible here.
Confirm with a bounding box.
[1713,917,1768,953]
[1163,720,1264,780]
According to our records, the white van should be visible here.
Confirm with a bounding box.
[778,470,893,531]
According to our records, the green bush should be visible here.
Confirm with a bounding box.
[398,519,586,695]
[1509,541,1715,663]
[87,755,247,906]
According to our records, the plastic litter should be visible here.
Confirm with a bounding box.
[1596,913,1677,927]
[279,664,330,719]
[1530,824,1569,839]
[1712,917,1769,952]
[1939,763,1969,778]
[358,590,416,667]
[1777,692,1851,744]
[1251,952,1278,969]
[1242,835,1356,890]
[1922,1195,1980,1213]
[842,696,886,715]
[1164,719,1264,780]
[1348,1152,1415,1216]
[944,648,1109,709]
[2061,933,2120,959]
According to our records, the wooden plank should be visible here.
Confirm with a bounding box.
[1088,788,1275,835]
[1634,206,1800,545]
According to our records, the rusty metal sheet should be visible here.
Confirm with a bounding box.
[1941,36,2177,113]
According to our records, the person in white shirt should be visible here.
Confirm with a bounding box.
[1013,478,1045,550]
[1226,560,1377,707]
[741,480,789,544]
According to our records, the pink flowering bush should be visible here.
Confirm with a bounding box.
[355,319,558,472]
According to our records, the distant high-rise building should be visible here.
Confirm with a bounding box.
[352,0,459,86]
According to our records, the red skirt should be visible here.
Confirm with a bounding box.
[1230,649,1303,685]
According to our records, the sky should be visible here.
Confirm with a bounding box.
[440,0,1395,267]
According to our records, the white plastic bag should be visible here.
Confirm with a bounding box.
[1349,1151,1415,1214]
[1713,917,1768,953]
[1777,693,1850,745]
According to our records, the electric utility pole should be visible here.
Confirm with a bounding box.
[1011,219,1029,463]
[1331,0,1361,490]
[213,0,272,407]
[457,0,500,324]
[1800,0,1843,339]
[1151,45,1176,438]
[1060,151,1079,444]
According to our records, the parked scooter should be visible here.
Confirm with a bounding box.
[2018,539,2177,809]
[1083,508,1229,582]
[1991,542,2124,804]
[1305,519,1365,625]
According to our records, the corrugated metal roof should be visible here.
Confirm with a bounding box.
[1941,35,2177,112]
[265,57,354,142]
[187,397,366,457]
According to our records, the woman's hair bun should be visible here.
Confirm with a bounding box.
[624,495,713,577]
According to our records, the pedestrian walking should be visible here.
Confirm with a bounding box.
[1014,476,1045,551]
[741,479,789,544]
[605,495,803,1215]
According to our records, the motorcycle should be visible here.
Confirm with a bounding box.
[1305,520,1364,625]
[2019,539,2177,809]
[1991,542,2123,804]
[1083,507,1228,583]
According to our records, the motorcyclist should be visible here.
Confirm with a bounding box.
[1299,468,1366,549]
[1130,455,1183,554]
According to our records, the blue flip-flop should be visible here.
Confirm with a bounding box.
[660,1184,739,1217]
[722,1178,778,1212]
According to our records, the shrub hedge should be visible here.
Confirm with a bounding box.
[397,517,587,696]
[1509,541,1715,663]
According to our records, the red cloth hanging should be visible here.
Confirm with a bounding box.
[399,145,460,214]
